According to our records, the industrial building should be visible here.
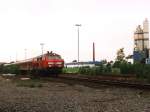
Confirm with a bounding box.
[65,42,101,67]
[133,18,150,63]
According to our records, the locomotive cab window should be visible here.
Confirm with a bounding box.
[48,55,61,59]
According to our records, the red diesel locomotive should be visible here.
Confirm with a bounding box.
[10,51,64,74]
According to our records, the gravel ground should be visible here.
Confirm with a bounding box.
[0,76,149,112]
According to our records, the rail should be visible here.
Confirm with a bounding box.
[58,74,150,89]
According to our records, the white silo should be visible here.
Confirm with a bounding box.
[143,18,149,49]
[134,25,144,51]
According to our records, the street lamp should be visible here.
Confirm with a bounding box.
[40,43,44,56]
[75,24,81,63]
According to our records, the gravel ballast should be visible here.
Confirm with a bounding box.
[0,76,149,112]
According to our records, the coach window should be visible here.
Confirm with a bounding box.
[37,58,41,61]
[42,57,45,60]
[40,57,42,60]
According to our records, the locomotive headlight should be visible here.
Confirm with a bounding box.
[55,62,62,64]
[48,62,54,64]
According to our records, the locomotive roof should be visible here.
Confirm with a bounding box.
[35,51,61,58]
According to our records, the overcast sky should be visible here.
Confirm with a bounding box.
[0,0,150,62]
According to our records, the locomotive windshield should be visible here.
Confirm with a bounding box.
[48,55,61,60]
[47,51,62,60]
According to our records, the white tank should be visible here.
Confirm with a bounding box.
[143,18,149,33]
[134,25,144,51]
[143,18,149,49]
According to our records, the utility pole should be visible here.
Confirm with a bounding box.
[9,56,11,63]
[40,43,44,56]
[24,49,27,60]
[16,52,18,62]
[75,24,81,63]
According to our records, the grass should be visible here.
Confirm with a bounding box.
[63,67,79,73]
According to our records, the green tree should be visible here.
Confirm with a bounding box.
[116,48,125,62]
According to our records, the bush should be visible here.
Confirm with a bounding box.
[79,64,106,76]
[113,61,121,68]
[135,64,150,79]
[79,66,91,75]
[116,62,150,80]
[65,62,150,82]
[103,63,112,74]
[111,68,120,75]
[3,65,20,74]
[120,62,134,74]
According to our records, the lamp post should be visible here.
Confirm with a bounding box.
[75,24,81,63]
[40,43,44,56]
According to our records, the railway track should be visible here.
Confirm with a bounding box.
[5,73,150,89]
[58,74,150,89]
